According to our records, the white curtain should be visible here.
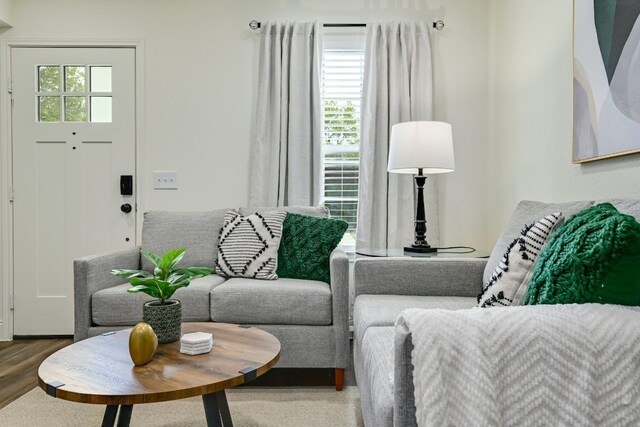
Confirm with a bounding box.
[249,22,323,207]
[356,22,437,251]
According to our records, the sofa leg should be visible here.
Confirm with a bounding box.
[335,368,344,391]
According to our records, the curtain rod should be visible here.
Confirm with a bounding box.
[248,20,445,31]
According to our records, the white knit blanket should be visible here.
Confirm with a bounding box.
[400,304,640,426]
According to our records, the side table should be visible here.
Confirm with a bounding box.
[356,248,488,258]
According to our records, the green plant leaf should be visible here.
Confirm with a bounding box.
[162,287,179,301]
[162,247,186,273]
[141,250,163,269]
[171,274,192,285]
[111,269,152,279]
[167,273,189,284]
[127,284,162,299]
[130,277,171,302]
[168,281,190,292]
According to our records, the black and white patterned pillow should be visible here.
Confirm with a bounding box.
[216,211,287,280]
[477,212,564,307]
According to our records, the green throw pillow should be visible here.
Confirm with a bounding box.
[525,203,640,306]
[277,213,348,284]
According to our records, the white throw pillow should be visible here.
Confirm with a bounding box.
[216,211,287,280]
[478,212,564,307]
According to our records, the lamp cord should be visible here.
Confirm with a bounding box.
[355,246,477,257]
[433,246,476,254]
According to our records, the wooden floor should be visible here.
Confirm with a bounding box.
[0,338,72,409]
[0,338,356,410]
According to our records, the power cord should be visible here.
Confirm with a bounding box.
[355,251,388,257]
[433,246,476,254]
[355,246,477,257]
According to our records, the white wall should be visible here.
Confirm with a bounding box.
[432,1,490,253]
[1,0,490,249]
[487,0,640,246]
[0,0,11,27]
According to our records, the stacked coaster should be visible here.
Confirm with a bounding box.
[180,332,213,355]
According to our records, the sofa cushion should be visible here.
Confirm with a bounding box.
[210,278,332,325]
[92,274,226,326]
[484,200,593,284]
[526,203,640,306]
[353,295,476,352]
[359,326,395,427]
[215,211,287,280]
[277,213,348,284]
[141,209,231,271]
[478,212,564,307]
[238,205,329,218]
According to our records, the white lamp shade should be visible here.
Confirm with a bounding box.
[387,121,455,174]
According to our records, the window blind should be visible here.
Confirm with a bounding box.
[321,49,364,248]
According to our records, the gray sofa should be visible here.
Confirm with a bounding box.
[74,206,350,390]
[353,199,640,426]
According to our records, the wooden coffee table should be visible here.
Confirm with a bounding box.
[38,322,281,427]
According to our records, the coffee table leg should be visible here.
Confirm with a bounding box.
[216,391,233,426]
[117,405,133,427]
[102,405,118,427]
[203,391,233,427]
[101,404,134,427]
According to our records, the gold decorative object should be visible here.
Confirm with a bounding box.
[129,322,158,366]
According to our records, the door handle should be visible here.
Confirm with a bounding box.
[121,203,132,214]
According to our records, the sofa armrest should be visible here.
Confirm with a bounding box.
[354,257,486,298]
[394,319,418,427]
[329,246,350,368]
[74,246,141,341]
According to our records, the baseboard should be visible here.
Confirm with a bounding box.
[13,335,73,340]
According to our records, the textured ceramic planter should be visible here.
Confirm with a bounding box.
[142,299,182,343]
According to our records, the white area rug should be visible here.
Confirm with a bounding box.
[0,386,363,426]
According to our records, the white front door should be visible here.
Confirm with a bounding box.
[11,47,136,335]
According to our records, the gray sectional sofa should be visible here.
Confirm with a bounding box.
[74,206,350,390]
[353,199,640,426]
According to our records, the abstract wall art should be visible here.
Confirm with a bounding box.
[573,0,640,163]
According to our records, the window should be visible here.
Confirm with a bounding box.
[321,32,365,251]
[37,65,112,123]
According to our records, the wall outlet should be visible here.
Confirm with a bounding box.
[153,171,178,189]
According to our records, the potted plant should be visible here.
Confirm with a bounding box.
[111,248,213,343]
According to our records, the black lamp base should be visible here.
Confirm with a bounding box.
[405,170,437,255]
[404,245,437,254]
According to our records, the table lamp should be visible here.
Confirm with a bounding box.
[387,121,455,253]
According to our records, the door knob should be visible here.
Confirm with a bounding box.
[120,203,132,213]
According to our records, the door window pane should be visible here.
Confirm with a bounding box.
[90,66,112,92]
[64,66,86,92]
[39,96,61,122]
[90,96,112,122]
[36,63,113,123]
[64,96,87,122]
[38,66,60,92]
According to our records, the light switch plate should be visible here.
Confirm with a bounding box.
[153,171,177,189]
